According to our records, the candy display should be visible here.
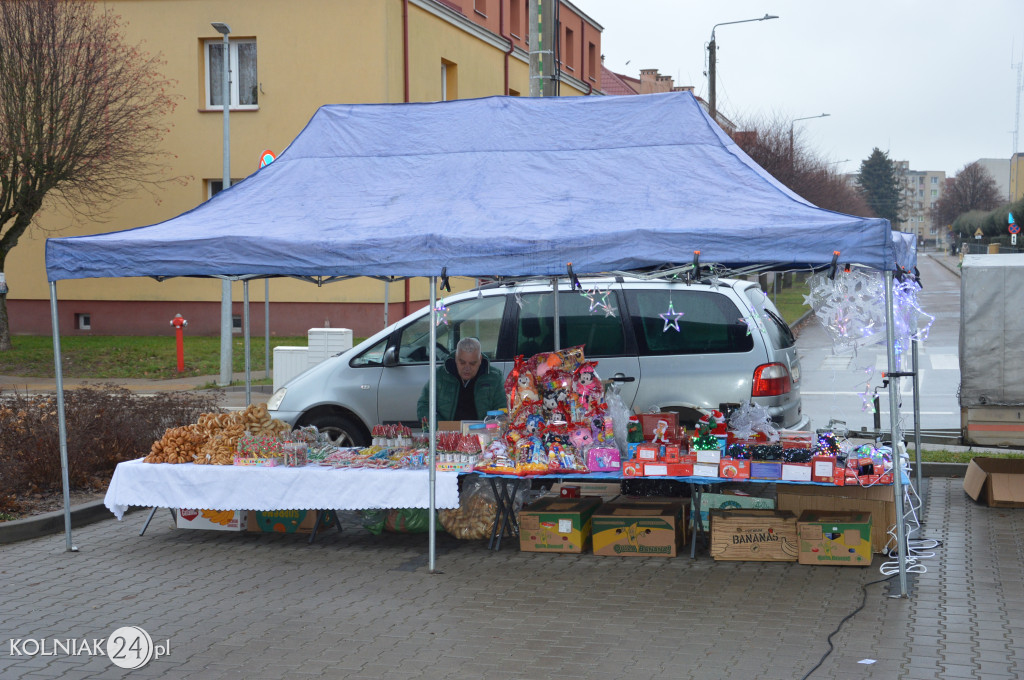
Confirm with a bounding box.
[482,347,614,476]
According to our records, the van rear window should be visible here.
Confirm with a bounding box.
[626,289,753,356]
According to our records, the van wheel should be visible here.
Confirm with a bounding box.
[302,413,368,448]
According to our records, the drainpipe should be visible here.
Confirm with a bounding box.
[499,0,514,94]
[403,0,411,316]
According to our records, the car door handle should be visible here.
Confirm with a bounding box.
[610,373,636,383]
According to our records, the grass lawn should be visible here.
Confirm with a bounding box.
[916,449,1024,464]
[768,279,811,326]
[0,335,311,380]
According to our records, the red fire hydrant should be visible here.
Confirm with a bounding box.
[170,314,188,372]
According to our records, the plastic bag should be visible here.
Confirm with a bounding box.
[360,509,387,536]
[439,477,497,539]
[384,508,439,533]
[604,382,632,453]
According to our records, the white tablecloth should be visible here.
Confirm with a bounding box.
[104,459,460,520]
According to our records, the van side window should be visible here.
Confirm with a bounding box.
[627,289,753,355]
[744,287,796,349]
[396,295,506,364]
[516,291,627,357]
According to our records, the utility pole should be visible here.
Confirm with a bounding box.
[529,0,557,97]
[708,34,716,121]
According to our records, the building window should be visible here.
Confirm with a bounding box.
[510,0,522,36]
[931,176,938,184]
[441,59,458,101]
[474,0,486,16]
[207,179,244,199]
[931,189,938,198]
[205,38,258,109]
[564,27,575,70]
[232,315,242,334]
[588,42,597,80]
[75,313,91,331]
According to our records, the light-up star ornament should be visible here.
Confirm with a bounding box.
[596,289,616,317]
[580,287,600,312]
[434,300,449,326]
[660,300,684,332]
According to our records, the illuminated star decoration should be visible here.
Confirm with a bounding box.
[596,289,617,318]
[433,299,449,326]
[739,313,766,336]
[580,286,601,312]
[660,300,684,332]
[857,365,876,413]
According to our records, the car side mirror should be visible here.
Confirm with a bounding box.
[382,345,398,367]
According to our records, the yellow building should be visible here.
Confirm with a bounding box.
[1011,152,1024,203]
[8,0,603,338]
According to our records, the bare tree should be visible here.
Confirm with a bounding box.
[730,115,873,217]
[934,162,1002,227]
[0,0,177,350]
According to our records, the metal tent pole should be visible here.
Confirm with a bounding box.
[264,279,270,381]
[884,271,909,596]
[428,276,438,572]
[911,336,923,499]
[552,276,560,350]
[384,279,390,328]
[243,280,251,406]
[49,282,77,552]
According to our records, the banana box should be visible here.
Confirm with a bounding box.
[519,497,601,553]
[592,500,686,557]
[176,509,247,531]
[797,510,873,566]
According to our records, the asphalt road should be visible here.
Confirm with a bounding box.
[796,253,961,437]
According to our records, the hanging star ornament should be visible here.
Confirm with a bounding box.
[596,289,617,317]
[580,287,600,311]
[433,299,449,326]
[660,300,684,332]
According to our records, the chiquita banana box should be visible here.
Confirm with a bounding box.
[797,510,873,566]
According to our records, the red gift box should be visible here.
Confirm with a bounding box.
[719,458,750,479]
[636,444,661,462]
[779,430,813,449]
[623,460,645,477]
[638,413,679,443]
[811,455,836,484]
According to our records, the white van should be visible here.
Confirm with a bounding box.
[267,276,808,445]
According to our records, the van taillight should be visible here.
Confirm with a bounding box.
[752,363,791,396]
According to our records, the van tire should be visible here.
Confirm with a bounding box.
[302,413,369,448]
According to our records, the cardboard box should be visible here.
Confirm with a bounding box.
[797,511,873,566]
[719,458,750,479]
[636,444,661,461]
[776,484,895,554]
[695,449,722,464]
[692,462,720,478]
[639,412,679,442]
[709,509,798,561]
[592,500,686,557]
[176,509,247,531]
[622,459,645,477]
[963,457,1024,507]
[549,482,622,501]
[695,492,774,528]
[782,462,812,482]
[519,497,601,553]
[750,461,782,480]
[811,456,837,484]
[247,510,333,534]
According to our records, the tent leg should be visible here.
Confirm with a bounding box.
[265,279,271,381]
[884,271,909,596]
[243,280,251,406]
[49,282,77,553]
[551,277,560,350]
[911,336,923,507]
[428,276,438,573]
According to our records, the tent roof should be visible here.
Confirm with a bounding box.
[45,91,902,281]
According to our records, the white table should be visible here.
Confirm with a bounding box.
[104,459,460,520]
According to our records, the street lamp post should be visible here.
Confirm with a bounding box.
[790,113,830,169]
[212,21,232,387]
[707,13,778,123]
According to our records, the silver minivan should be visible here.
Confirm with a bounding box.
[267,276,809,445]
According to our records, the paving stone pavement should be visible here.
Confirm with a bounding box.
[1,477,1021,680]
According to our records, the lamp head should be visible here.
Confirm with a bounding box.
[211,22,231,35]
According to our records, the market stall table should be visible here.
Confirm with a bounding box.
[105,459,461,542]
[474,471,902,558]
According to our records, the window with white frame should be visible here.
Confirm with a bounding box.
[207,179,244,199]
[205,38,258,109]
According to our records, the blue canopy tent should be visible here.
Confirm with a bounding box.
[44,91,914,589]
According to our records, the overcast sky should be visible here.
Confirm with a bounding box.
[579,0,1024,177]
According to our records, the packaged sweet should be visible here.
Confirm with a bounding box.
[586,447,621,472]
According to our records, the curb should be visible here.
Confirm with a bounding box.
[0,499,133,545]
[919,461,967,478]
[927,252,961,278]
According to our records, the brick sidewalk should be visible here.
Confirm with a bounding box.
[0,478,1021,679]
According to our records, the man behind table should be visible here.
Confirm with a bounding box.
[416,337,505,422]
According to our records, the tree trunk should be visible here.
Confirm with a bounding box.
[0,292,11,351]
